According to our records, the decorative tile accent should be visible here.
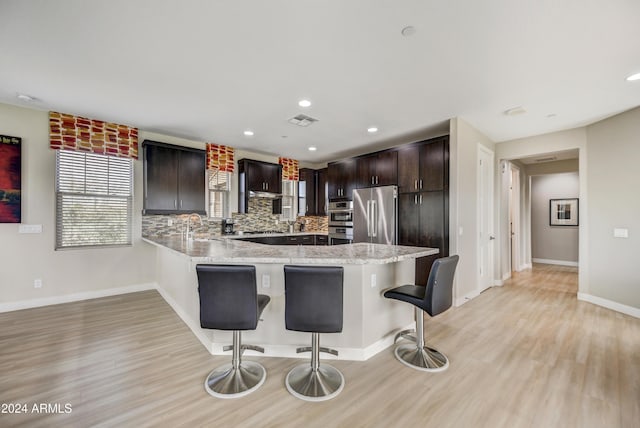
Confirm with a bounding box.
[278,157,299,181]
[49,111,138,159]
[207,143,235,172]
[232,198,289,232]
[297,215,328,232]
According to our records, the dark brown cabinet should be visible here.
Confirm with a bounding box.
[356,151,397,187]
[328,159,356,200]
[143,140,206,214]
[397,137,448,193]
[316,168,328,215]
[238,159,282,214]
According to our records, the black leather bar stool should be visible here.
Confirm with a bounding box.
[196,264,270,398]
[383,255,459,372]
[284,265,344,402]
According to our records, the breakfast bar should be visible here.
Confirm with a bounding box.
[145,236,438,361]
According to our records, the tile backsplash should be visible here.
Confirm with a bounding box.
[142,198,328,238]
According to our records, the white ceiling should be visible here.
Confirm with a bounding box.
[1,0,639,162]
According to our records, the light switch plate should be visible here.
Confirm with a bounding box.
[262,274,270,288]
[19,224,43,234]
[613,228,629,238]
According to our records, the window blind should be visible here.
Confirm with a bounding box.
[56,150,133,249]
[208,169,230,219]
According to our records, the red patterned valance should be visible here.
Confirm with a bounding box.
[279,157,299,181]
[207,143,235,172]
[49,112,138,159]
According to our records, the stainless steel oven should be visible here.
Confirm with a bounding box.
[328,226,353,245]
[328,200,353,227]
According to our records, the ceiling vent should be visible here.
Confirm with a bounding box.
[288,114,318,127]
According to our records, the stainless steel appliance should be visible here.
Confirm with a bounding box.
[328,226,353,245]
[353,185,398,245]
[327,200,353,226]
[328,200,353,245]
[221,218,234,235]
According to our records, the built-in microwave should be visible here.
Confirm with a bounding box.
[328,200,353,227]
[328,226,353,245]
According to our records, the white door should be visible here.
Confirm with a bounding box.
[477,145,495,293]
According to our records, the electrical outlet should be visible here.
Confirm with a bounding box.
[371,273,377,288]
[34,279,42,289]
[261,274,270,288]
[167,218,173,226]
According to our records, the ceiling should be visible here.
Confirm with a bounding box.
[1,1,639,163]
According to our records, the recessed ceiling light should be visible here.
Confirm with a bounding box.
[308,146,317,151]
[367,127,379,133]
[16,93,36,102]
[626,72,640,81]
[243,130,254,136]
[298,99,312,107]
[401,26,416,37]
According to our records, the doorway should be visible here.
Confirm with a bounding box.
[509,164,521,273]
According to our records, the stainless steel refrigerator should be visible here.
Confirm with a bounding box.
[353,185,398,244]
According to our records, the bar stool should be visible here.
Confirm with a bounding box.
[196,264,270,398]
[284,265,344,402]
[383,255,459,372]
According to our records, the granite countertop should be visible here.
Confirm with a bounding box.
[143,236,438,265]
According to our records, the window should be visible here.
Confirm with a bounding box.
[281,180,297,221]
[209,169,230,219]
[55,150,133,249]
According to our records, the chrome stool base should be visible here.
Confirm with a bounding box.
[394,343,449,372]
[285,363,344,402]
[204,361,266,399]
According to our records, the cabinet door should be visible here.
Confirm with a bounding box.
[397,145,420,193]
[418,191,445,251]
[356,155,376,187]
[328,160,355,200]
[328,163,340,199]
[419,139,445,191]
[178,150,206,212]
[264,163,282,193]
[246,162,266,192]
[341,159,357,199]
[316,168,328,215]
[144,144,179,212]
[376,150,398,186]
[398,193,420,246]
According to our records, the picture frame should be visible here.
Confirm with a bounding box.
[549,198,578,226]
[0,135,22,223]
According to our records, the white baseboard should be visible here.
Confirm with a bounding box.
[0,283,157,313]
[502,272,511,281]
[578,293,640,319]
[455,290,480,307]
[522,263,533,270]
[493,279,504,286]
[532,258,579,267]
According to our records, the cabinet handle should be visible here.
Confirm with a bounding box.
[419,179,423,189]
[266,182,269,190]
[376,176,379,184]
[414,194,418,205]
[174,200,177,208]
[371,176,374,185]
[419,194,423,204]
[414,180,418,190]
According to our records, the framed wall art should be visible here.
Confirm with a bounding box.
[0,135,22,223]
[549,198,578,226]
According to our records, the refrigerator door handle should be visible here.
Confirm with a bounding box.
[366,200,371,237]
[371,200,377,238]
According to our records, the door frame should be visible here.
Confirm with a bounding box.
[509,164,522,272]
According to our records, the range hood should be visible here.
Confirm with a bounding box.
[249,190,282,199]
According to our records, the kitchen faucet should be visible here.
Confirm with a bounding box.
[183,213,204,241]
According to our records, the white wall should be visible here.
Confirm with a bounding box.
[530,172,579,264]
[585,107,640,310]
[449,118,495,304]
[0,103,157,306]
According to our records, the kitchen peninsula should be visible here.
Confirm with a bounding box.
[144,236,438,361]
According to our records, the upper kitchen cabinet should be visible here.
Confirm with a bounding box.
[143,140,206,215]
[397,136,449,193]
[316,167,328,215]
[356,151,397,188]
[239,159,282,194]
[238,159,283,214]
[328,158,356,200]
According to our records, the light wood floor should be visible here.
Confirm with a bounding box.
[1,264,638,427]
